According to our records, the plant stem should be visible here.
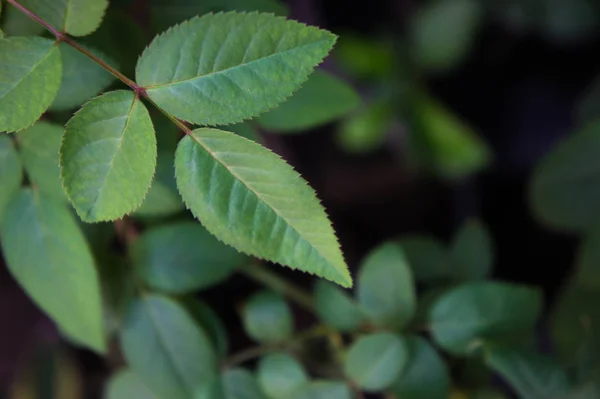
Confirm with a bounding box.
[240,263,316,312]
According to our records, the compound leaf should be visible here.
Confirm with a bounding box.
[136,12,337,126]
[0,135,22,223]
[60,90,156,222]
[0,188,105,353]
[175,128,351,287]
[0,37,61,132]
[18,0,108,36]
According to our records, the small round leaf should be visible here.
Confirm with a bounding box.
[257,353,308,398]
[242,291,293,343]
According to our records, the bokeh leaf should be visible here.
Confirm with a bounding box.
[136,12,337,126]
[134,152,184,218]
[257,353,308,398]
[289,381,352,399]
[313,280,363,332]
[105,369,157,399]
[450,219,494,281]
[17,0,108,36]
[60,90,156,222]
[222,368,267,399]
[175,128,351,287]
[398,235,450,283]
[242,290,293,343]
[186,299,229,359]
[0,135,22,223]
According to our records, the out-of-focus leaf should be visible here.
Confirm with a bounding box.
[541,0,598,43]
[105,369,157,399]
[450,219,494,281]
[134,152,184,218]
[2,3,45,36]
[289,381,352,399]
[17,0,108,36]
[336,101,392,154]
[185,299,229,359]
[242,290,293,343]
[257,353,308,398]
[222,368,267,399]
[0,135,21,223]
[335,35,395,80]
[398,235,451,283]
[223,123,261,143]
[313,280,363,332]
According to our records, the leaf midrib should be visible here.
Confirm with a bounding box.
[143,37,331,90]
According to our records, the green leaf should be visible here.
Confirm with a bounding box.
[398,235,451,283]
[484,345,571,398]
[335,101,392,154]
[150,0,288,32]
[357,242,416,329]
[185,300,229,359]
[530,121,600,231]
[105,369,157,399]
[0,37,61,132]
[242,290,293,343]
[410,0,482,72]
[16,122,66,201]
[334,35,395,80]
[133,222,244,294]
[289,381,352,399]
[136,12,337,126]
[429,282,542,355]
[175,128,351,287]
[257,71,360,133]
[0,188,105,353]
[389,336,450,399]
[313,280,363,332]
[343,332,408,392]
[18,0,108,36]
[134,152,184,218]
[450,219,494,281]
[257,353,308,398]
[120,294,218,399]
[2,3,45,36]
[60,90,157,222]
[223,122,261,142]
[223,368,267,399]
[50,43,116,111]
[0,135,22,223]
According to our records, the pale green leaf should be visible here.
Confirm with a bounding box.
[18,0,108,36]
[50,43,116,111]
[429,282,542,355]
[120,294,218,399]
[242,290,293,343]
[186,299,229,359]
[2,3,45,36]
[0,37,61,132]
[343,332,408,392]
[257,71,360,133]
[133,222,245,294]
[150,0,288,32]
[450,219,494,281]
[357,242,416,329]
[398,235,451,283]
[134,152,183,218]
[530,121,600,231]
[105,369,157,399]
[0,188,105,353]
[257,353,308,398]
[289,381,352,399]
[60,90,157,222]
[389,336,450,399]
[16,121,66,201]
[175,128,351,287]
[313,280,363,332]
[222,368,267,399]
[484,345,571,398]
[0,135,22,223]
[136,12,337,126]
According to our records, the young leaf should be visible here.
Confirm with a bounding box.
[0,37,61,132]
[60,90,157,222]
[313,280,363,332]
[257,71,360,133]
[133,222,245,294]
[484,345,571,398]
[223,368,268,399]
[357,242,416,330]
[50,43,116,111]
[398,235,451,283]
[105,369,157,399]
[185,299,229,359]
[389,337,450,399]
[450,219,494,281]
[0,189,105,353]
[0,135,22,223]
[16,122,66,201]
[136,12,338,126]
[134,152,184,218]
[429,282,542,355]
[120,294,218,399]
[257,353,308,398]
[242,290,293,343]
[17,0,108,36]
[150,0,289,32]
[289,381,352,399]
[174,128,351,287]
[343,333,408,392]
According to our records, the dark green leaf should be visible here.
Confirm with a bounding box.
[343,332,408,392]
[222,368,267,399]
[0,135,21,223]
[335,101,392,154]
[2,3,45,36]
[357,242,416,329]
[133,222,245,293]
[289,381,352,399]
[450,219,494,281]
[134,152,184,218]
[313,280,363,332]
[185,299,229,359]
[257,353,308,398]
[175,128,351,287]
[120,294,218,399]
[223,123,261,142]
[105,369,157,399]
[18,0,108,36]
[136,12,337,126]
[430,282,542,355]
[0,189,105,353]
[242,290,293,343]
[398,235,450,282]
